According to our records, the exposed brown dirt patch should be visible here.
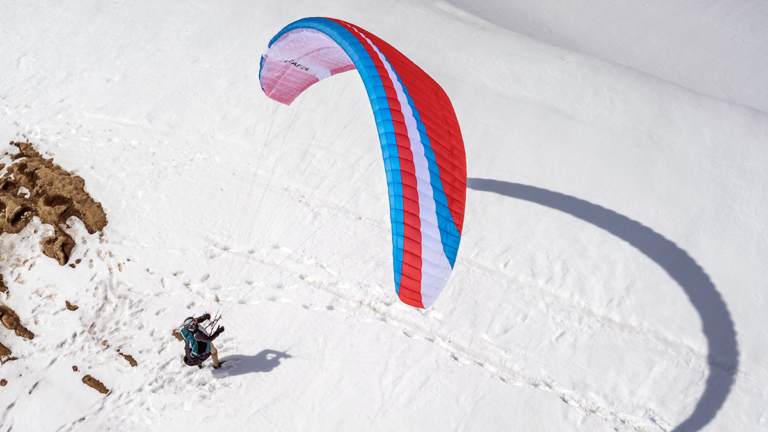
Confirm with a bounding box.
[65,301,79,311]
[0,304,34,339]
[0,274,7,293]
[82,375,109,394]
[0,341,16,364]
[0,141,108,265]
[0,341,11,358]
[1,379,6,386]
[72,365,78,372]
[99,340,136,366]
[117,350,137,367]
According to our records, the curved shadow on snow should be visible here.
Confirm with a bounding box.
[467,178,737,432]
[216,349,292,376]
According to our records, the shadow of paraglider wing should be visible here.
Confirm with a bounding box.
[467,178,738,432]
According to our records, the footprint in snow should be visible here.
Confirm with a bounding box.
[403,330,419,339]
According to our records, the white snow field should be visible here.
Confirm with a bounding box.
[1,0,767,431]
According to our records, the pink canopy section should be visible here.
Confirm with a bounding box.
[260,28,356,105]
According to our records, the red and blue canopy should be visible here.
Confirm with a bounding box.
[259,17,466,308]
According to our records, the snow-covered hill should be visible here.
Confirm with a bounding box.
[1,1,766,431]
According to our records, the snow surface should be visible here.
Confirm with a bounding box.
[1,0,767,431]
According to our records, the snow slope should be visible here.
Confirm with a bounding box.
[443,0,768,113]
[1,0,767,431]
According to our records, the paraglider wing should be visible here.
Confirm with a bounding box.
[259,18,466,308]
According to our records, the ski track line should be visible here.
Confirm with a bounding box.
[464,255,730,375]
[14,228,707,432]
[311,282,672,432]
